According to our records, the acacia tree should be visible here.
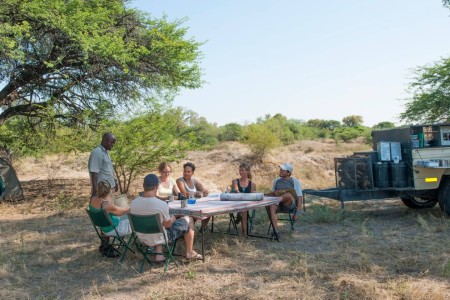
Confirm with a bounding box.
[400,1,450,123]
[103,108,194,194]
[342,115,363,127]
[0,0,202,127]
[400,57,450,123]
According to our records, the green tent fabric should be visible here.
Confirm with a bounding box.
[0,158,24,201]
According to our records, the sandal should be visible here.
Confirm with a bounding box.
[186,251,203,261]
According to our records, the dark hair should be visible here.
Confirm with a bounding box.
[183,162,196,172]
[239,163,252,180]
[98,181,111,198]
[158,162,171,172]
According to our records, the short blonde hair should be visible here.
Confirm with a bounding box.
[98,181,111,198]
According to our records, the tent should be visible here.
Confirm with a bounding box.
[0,157,24,201]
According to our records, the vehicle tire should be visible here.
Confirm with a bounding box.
[400,195,438,209]
[438,179,450,216]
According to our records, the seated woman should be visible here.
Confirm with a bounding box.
[176,162,209,228]
[231,163,256,235]
[156,162,180,201]
[176,162,209,198]
[88,181,131,256]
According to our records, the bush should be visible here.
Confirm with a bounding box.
[243,124,281,161]
[218,123,243,141]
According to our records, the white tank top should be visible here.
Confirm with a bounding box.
[179,177,197,192]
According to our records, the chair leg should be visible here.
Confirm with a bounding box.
[228,213,239,235]
[139,246,154,273]
[164,243,179,272]
[119,234,135,262]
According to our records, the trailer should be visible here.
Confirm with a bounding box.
[303,124,450,215]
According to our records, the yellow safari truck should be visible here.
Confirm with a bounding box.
[304,124,450,216]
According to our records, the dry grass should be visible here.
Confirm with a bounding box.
[1,141,449,299]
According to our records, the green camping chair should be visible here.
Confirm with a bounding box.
[85,208,134,262]
[127,213,179,273]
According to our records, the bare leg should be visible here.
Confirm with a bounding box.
[297,196,303,212]
[280,192,301,221]
[183,216,195,257]
[241,210,248,235]
[269,204,278,230]
[155,244,164,261]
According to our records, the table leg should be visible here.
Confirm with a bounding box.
[201,224,205,262]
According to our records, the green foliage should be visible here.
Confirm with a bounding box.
[243,123,281,161]
[342,115,364,127]
[186,270,197,279]
[0,0,203,127]
[401,57,450,124]
[0,117,97,157]
[332,126,370,143]
[261,114,294,145]
[218,123,243,142]
[181,110,219,148]
[372,121,396,130]
[307,119,341,130]
[103,108,195,194]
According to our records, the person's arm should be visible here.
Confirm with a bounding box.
[162,215,176,228]
[171,179,180,196]
[231,179,239,193]
[90,172,99,197]
[176,178,188,197]
[114,179,119,193]
[161,205,175,228]
[104,201,129,216]
[251,181,256,193]
[195,179,208,197]
[293,177,303,197]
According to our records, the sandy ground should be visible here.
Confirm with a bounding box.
[1,141,449,299]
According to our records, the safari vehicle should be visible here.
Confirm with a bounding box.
[304,124,450,215]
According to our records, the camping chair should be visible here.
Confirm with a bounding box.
[227,209,257,234]
[85,208,134,262]
[267,197,301,234]
[225,185,257,235]
[127,213,179,273]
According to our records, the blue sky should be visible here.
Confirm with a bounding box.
[131,1,450,127]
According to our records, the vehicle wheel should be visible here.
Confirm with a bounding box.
[400,195,438,209]
[438,179,450,216]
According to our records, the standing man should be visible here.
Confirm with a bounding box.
[88,132,118,198]
[88,132,118,255]
[269,163,303,232]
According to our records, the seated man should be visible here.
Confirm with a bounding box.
[268,163,303,231]
[130,174,203,262]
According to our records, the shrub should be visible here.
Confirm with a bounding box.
[243,124,281,162]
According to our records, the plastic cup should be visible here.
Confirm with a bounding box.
[187,199,196,205]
